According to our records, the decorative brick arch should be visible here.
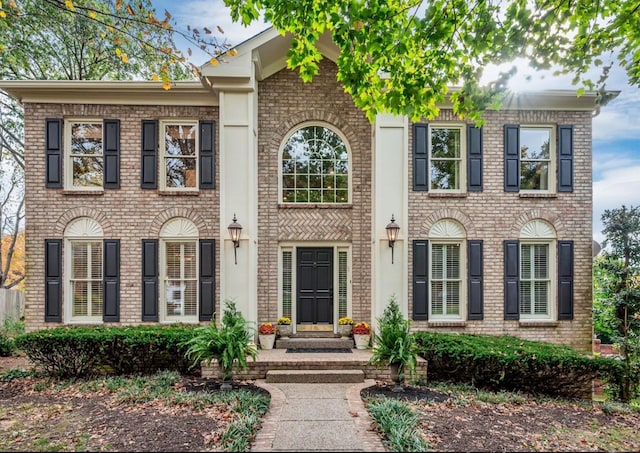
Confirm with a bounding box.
[419,209,477,238]
[55,207,113,237]
[265,109,361,152]
[510,209,563,238]
[148,208,212,238]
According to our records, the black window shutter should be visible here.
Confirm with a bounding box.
[141,120,158,189]
[558,240,574,320]
[558,125,574,192]
[504,124,520,192]
[504,240,520,320]
[467,240,484,320]
[413,240,429,320]
[413,123,429,191]
[467,125,483,191]
[103,119,120,189]
[103,239,120,322]
[199,239,216,321]
[142,239,159,321]
[45,119,63,188]
[45,239,62,322]
[199,121,215,189]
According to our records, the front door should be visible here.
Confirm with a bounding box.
[297,247,333,327]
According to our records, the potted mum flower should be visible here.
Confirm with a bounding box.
[338,317,354,338]
[352,321,371,349]
[276,317,293,338]
[258,322,276,349]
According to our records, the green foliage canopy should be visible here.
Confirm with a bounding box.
[224,0,639,122]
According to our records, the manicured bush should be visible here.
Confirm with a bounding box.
[415,332,623,399]
[14,324,199,378]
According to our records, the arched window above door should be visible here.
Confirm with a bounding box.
[281,124,350,204]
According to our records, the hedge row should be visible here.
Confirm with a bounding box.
[13,324,199,378]
[414,331,623,399]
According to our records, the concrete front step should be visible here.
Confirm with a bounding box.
[276,337,354,349]
[266,369,365,383]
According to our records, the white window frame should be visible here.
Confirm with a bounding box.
[159,119,199,192]
[519,125,556,194]
[159,218,199,323]
[519,219,557,321]
[428,124,467,193]
[428,219,466,320]
[64,217,104,324]
[64,118,104,191]
[279,121,352,204]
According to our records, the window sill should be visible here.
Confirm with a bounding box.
[159,191,200,196]
[278,203,353,209]
[428,192,468,198]
[519,193,557,199]
[427,321,466,328]
[519,321,559,328]
[62,190,104,196]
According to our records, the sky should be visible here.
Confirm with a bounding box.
[154,0,640,246]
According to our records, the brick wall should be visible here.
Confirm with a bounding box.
[408,109,594,352]
[256,59,373,324]
[23,103,219,331]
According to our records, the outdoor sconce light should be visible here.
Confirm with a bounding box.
[227,213,242,265]
[386,214,400,264]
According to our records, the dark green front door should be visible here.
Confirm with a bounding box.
[297,247,333,326]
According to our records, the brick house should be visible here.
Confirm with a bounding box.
[1,28,611,352]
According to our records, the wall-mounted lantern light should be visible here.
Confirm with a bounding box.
[228,213,242,265]
[386,214,400,264]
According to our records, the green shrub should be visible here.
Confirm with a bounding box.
[13,324,198,378]
[0,331,14,356]
[415,332,623,399]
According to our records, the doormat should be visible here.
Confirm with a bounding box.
[286,348,352,353]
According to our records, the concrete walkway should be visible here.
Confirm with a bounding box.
[251,380,387,452]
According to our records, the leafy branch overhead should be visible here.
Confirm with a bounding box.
[0,0,235,88]
[224,0,639,122]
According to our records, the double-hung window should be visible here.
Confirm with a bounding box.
[161,121,198,190]
[520,127,553,191]
[429,125,465,191]
[519,242,551,318]
[66,120,103,189]
[430,242,462,317]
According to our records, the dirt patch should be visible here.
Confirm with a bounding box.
[361,382,640,452]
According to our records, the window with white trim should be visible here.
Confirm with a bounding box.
[161,121,198,190]
[65,120,103,189]
[430,125,466,191]
[281,124,350,203]
[160,218,198,321]
[519,219,556,320]
[65,217,103,322]
[429,219,466,319]
[520,127,554,192]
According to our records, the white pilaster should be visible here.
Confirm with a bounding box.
[219,88,258,325]
[372,113,409,325]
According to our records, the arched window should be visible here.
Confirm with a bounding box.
[160,218,199,321]
[65,217,104,322]
[281,124,350,203]
[428,219,466,319]
[519,219,556,319]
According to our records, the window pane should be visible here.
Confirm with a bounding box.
[281,126,348,203]
[431,128,461,158]
[430,160,460,190]
[520,129,550,160]
[534,282,548,314]
[164,241,197,319]
[446,244,460,278]
[283,174,295,189]
[71,123,102,156]
[338,251,348,319]
[520,162,549,190]
[431,281,443,315]
[520,281,532,314]
[446,281,460,315]
[431,244,444,279]
[72,243,88,279]
[521,244,532,279]
[165,124,196,156]
[73,156,104,187]
[166,157,196,188]
[534,245,548,279]
[70,240,103,318]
